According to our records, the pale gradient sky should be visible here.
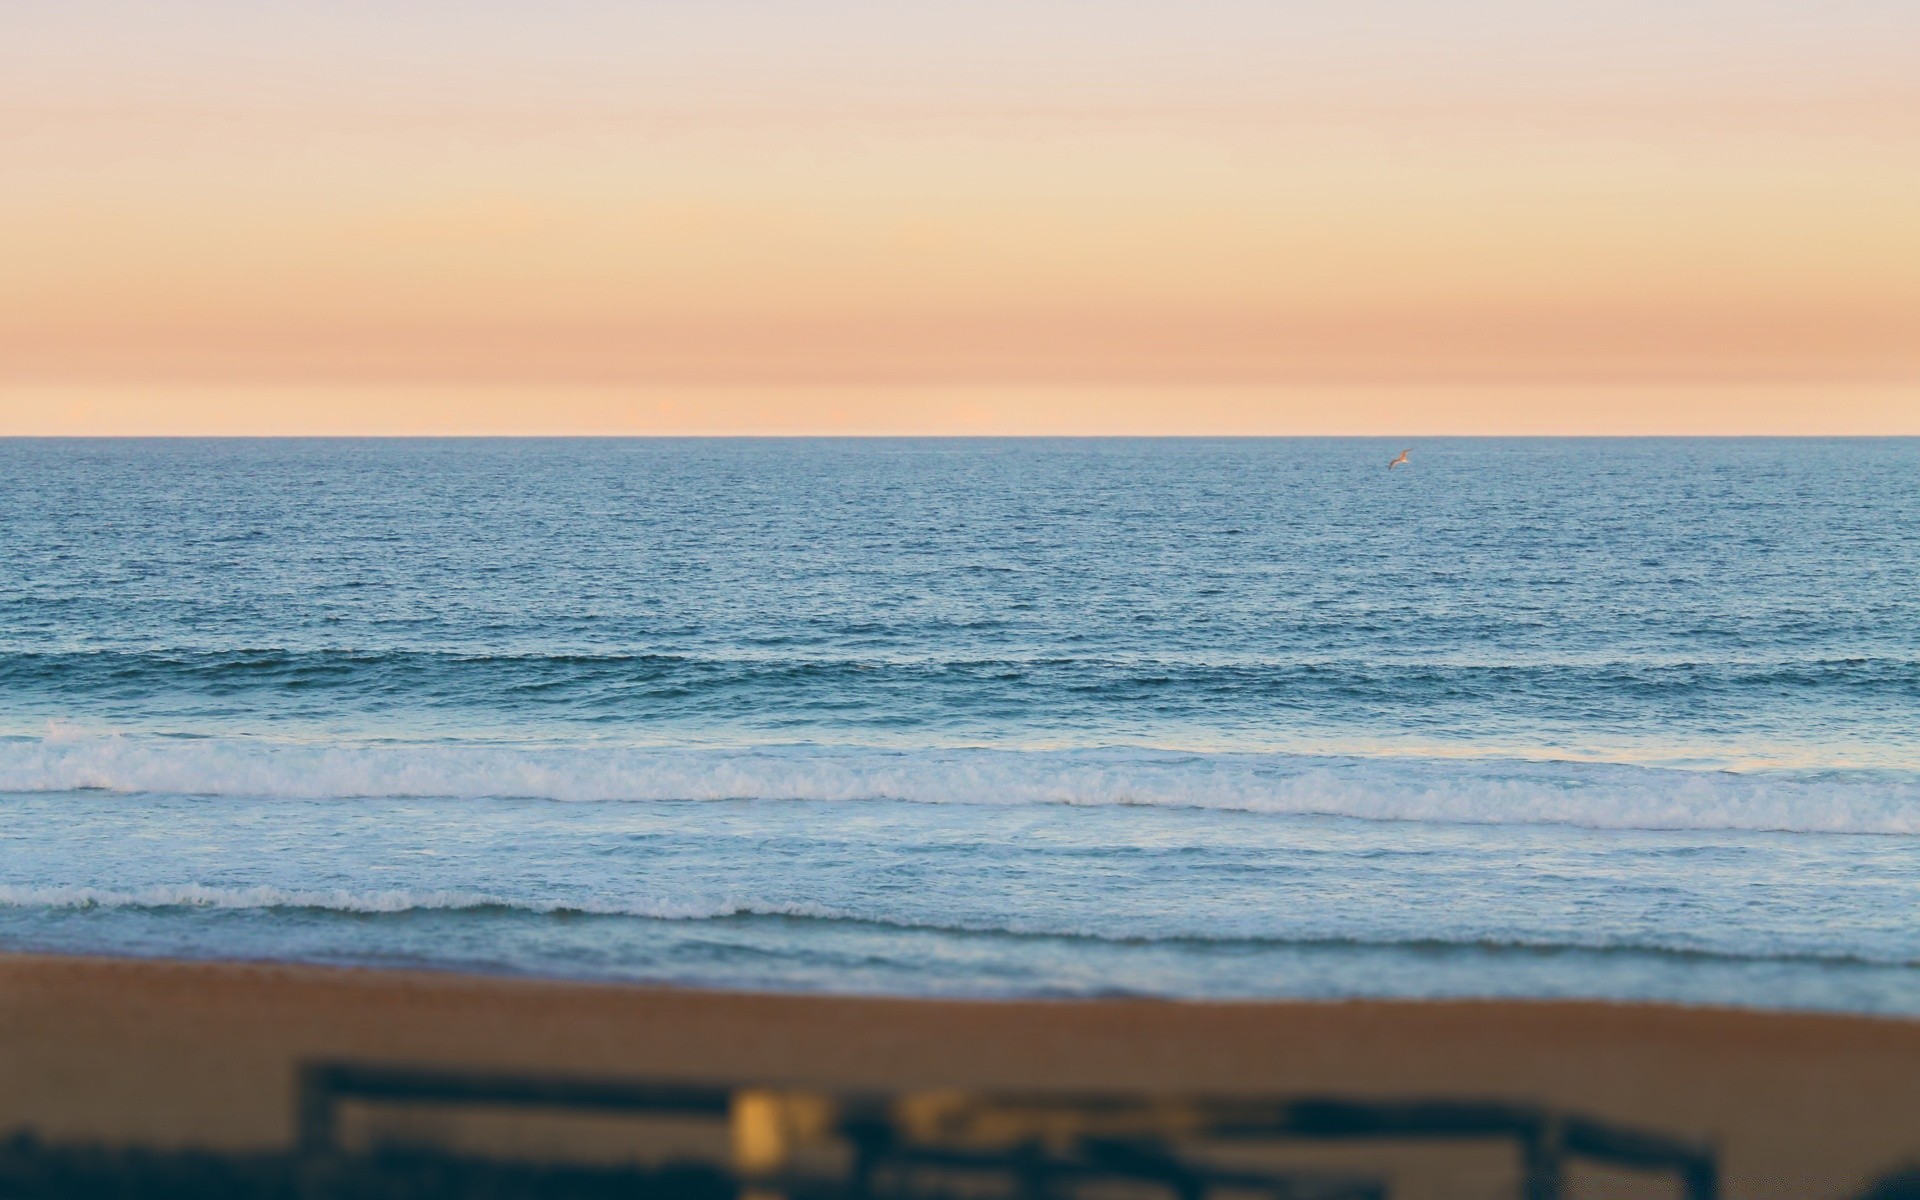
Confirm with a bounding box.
[3,1,1916,433]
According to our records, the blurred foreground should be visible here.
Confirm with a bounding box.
[1,955,1916,1200]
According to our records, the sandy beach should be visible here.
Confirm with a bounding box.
[1,952,1915,1198]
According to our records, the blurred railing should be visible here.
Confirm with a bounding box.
[296,1061,1719,1200]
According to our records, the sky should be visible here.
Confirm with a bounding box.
[3,1,1916,434]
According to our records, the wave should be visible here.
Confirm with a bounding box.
[2,733,1917,834]
[1,646,1914,707]
[2,883,1909,969]
[0,883,833,921]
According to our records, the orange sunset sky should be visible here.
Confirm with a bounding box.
[3,1,1916,434]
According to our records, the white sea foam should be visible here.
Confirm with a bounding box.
[3,882,1910,968]
[1,732,1916,835]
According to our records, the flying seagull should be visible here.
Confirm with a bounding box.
[1387,449,1411,470]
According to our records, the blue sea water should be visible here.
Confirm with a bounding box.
[1,437,1916,1011]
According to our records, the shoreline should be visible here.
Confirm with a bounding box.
[3,951,1917,1197]
[1,940,1913,1017]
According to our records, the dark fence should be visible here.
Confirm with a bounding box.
[294,1061,1721,1200]
[0,1131,732,1200]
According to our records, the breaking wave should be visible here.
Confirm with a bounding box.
[3,732,1916,835]
[0,883,837,921]
[1,883,1910,968]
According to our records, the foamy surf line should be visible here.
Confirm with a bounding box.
[2,735,1917,835]
[2,883,1911,968]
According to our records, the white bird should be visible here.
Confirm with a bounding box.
[1387,449,1411,470]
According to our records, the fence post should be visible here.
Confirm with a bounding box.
[1522,1114,1564,1200]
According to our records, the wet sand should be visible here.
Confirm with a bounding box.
[1,953,1916,1198]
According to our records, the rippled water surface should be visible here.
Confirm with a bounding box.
[1,438,1916,1009]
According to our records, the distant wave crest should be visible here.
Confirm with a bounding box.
[2,732,1917,835]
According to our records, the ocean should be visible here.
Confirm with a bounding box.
[1,437,1916,1011]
